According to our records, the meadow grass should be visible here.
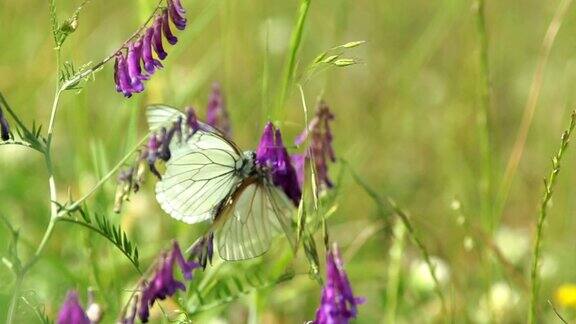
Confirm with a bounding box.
[2,0,576,323]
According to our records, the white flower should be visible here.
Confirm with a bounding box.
[410,256,451,292]
[474,281,520,323]
[494,226,529,264]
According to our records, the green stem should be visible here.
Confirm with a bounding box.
[474,0,493,231]
[343,159,448,317]
[59,134,149,216]
[0,92,28,133]
[387,198,448,318]
[6,274,23,324]
[384,219,406,324]
[528,111,576,324]
[495,0,573,217]
[276,0,311,119]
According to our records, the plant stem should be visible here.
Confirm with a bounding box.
[276,0,311,119]
[387,198,448,318]
[496,0,573,216]
[61,0,165,90]
[473,0,493,231]
[6,274,23,324]
[384,219,406,324]
[59,134,149,215]
[343,159,448,318]
[528,110,576,324]
[46,89,62,143]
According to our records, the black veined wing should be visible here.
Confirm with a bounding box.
[146,104,185,132]
[214,177,297,261]
[146,105,246,224]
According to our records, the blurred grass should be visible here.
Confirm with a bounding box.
[2,0,576,322]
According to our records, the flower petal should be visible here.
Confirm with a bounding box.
[57,291,90,324]
[161,9,178,45]
[152,17,168,60]
[142,27,163,74]
[168,0,187,30]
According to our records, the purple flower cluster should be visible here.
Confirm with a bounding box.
[137,242,198,322]
[293,101,336,190]
[57,291,90,324]
[314,244,364,324]
[205,83,232,138]
[256,122,302,206]
[114,0,187,97]
[128,242,199,323]
[0,106,10,141]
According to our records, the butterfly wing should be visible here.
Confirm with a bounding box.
[214,179,297,261]
[146,105,185,132]
[147,105,245,224]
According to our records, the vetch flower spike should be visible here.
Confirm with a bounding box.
[57,290,90,324]
[295,101,336,190]
[206,82,232,138]
[256,122,302,205]
[138,241,199,322]
[113,0,187,97]
[313,243,364,324]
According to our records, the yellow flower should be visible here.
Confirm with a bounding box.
[555,284,576,308]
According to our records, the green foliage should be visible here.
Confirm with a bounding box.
[302,40,365,83]
[187,262,295,316]
[59,60,94,91]
[58,204,141,273]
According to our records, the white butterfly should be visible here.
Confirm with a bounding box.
[146,105,297,261]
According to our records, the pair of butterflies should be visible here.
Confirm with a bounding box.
[146,105,297,261]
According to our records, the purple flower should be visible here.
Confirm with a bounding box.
[112,0,187,98]
[295,101,336,190]
[185,106,201,137]
[161,9,178,45]
[142,27,163,74]
[152,16,168,60]
[189,232,214,269]
[57,290,90,324]
[0,107,10,141]
[168,0,187,30]
[291,153,306,189]
[206,83,232,138]
[256,122,301,205]
[314,244,364,324]
[159,117,183,161]
[147,134,162,179]
[114,53,135,97]
[138,241,199,322]
[126,41,147,92]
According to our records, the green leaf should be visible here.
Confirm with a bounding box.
[57,205,141,273]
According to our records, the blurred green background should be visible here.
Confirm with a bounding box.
[3,0,576,322]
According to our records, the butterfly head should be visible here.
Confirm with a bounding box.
[239,151,257,178]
